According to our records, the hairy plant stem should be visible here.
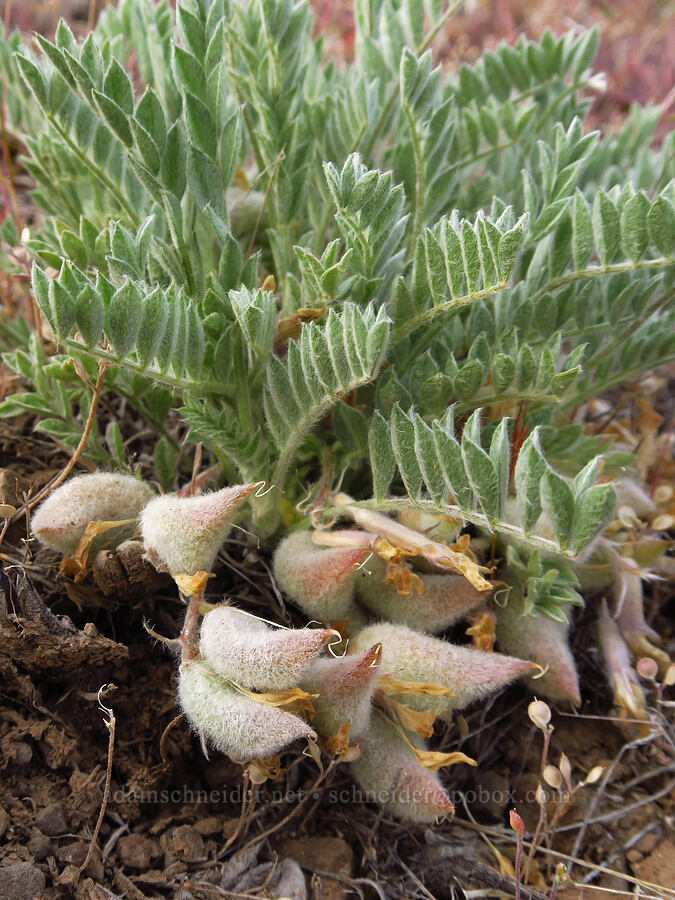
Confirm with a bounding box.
[63,338,223,393]
[562,349,675,412]
[533,256,674,301]
[403,104,425,254]
[179,591,202,663]
[391,280,508,345]
[46,113,140,226]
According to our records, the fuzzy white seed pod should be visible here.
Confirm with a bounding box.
[350,622,533,714]
[199,605,333,691]
[302,643,382,740]
[357,554,486,633]
[178,661,314,760]
[32,473,155,555]
[350,715,452,823]
[614,559,659,641]
[614,478,656,519]
[495,589,581,705]
[141,484,257,575]
[273,531,368,620]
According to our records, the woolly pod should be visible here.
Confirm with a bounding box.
[349,622,533,715]
[350,715,453,823]
[273,531,368,620]
[597,601,647,722]
[614,560,670,676]
[614,559,659,642]
[356,554,487,634]
[178,661,314,761]
[32,473,155,555]
[141,483,258,575]
[494,589,581,704]
[199,605,334,691]
[614,478,657,519]
[302,643,382,740]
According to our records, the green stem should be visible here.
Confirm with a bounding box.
[47,113,140,226]
[403,104,425,253]
[63,338,222,393]
[561,350,675,411]
[356,1,465,162]
[455,390,560,415]
[578,291,674,375]
[418,0,466,53]
[532,256,674,302]
[391,280,508,345]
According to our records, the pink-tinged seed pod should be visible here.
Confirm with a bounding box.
[199,605,333,691]
[141,484,258,575]
[178,661,314,761]
[32,473,155,555]
[356,554,487,633]
[495,590,581,705]
[614,560,659,642]
[350,622,533,714]
[350,715,453,823]
[302,643,382,740]
[273,531,368,620]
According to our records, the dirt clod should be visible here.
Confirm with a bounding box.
[275,837,354,900]
[193,816,222,836]
[0,862,47,900]
[118,833,161,870]
[56,840,89,866]
[26,829,51,862]
[159,825,206,864]
[35,801,68,836]
[631,839,675,886]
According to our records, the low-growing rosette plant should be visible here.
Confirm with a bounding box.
[1,0,673,821]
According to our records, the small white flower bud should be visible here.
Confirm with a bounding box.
[141,483,257,575]
[178,661,314,761]
[583,765,604,785]
[32,473,155,555]
[199,605,333,691]
[543,765,562,790]
[528,699,552,730]
[559,752,572,785]
[273,531,367,620]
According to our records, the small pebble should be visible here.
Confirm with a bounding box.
[36,801,68,836]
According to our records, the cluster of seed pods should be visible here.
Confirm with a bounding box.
[31,472,668,820]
